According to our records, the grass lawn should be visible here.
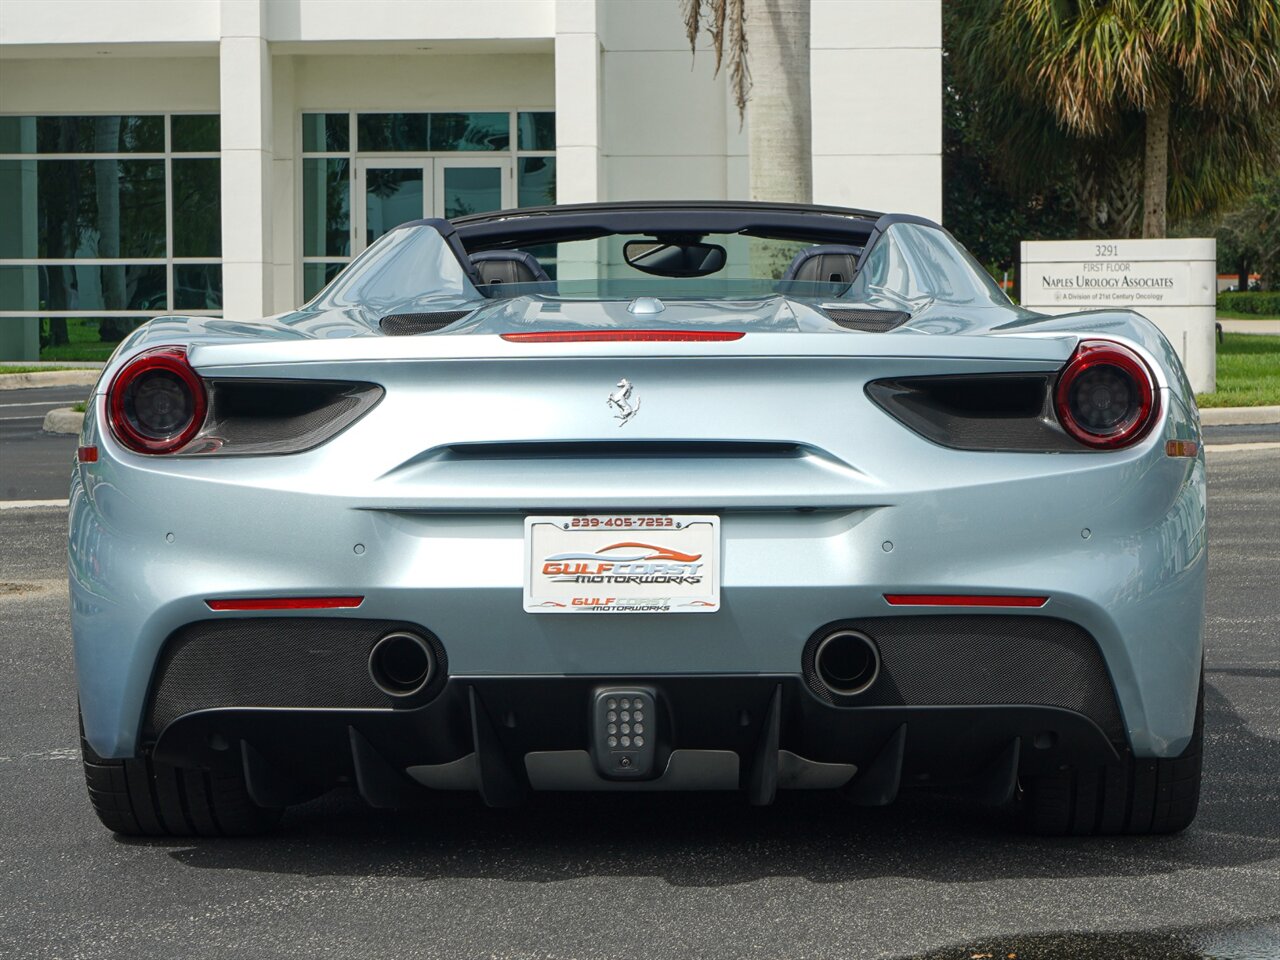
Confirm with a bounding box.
[1196,333,1280,408]
[39,318,135,362]
[0,364,85,374]
[1217,310,1280,321]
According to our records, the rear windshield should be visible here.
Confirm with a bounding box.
[311,221,1008,312]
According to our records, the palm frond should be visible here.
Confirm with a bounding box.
[709,0,728,75]
[726,0,751,124]
[680,0,702,55]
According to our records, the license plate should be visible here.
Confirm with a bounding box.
[524,515,720,613]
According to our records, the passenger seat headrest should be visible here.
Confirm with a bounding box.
[470,250,551,285]
[782,244,863,284]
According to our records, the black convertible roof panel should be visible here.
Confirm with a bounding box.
[440,201,938,251]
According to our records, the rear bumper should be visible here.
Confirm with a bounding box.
[151,676,1122,807]
[69,389,1207,762]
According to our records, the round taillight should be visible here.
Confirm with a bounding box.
[1054,340,1158,449]
[107,346,207,454]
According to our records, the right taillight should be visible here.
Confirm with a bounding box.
[1054,340,1158,449]
[108,346,207,454]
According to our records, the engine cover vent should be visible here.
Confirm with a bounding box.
[380,311,470,336]
[823,308,910,332]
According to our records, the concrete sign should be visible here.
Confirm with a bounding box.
[1021,238,1216,393]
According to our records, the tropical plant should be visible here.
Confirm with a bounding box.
[949,0,1280,238]
[680,0,812,204]
[1216,174,1280,290]
[944,46,1079,272]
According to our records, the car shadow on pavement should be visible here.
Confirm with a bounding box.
[150,678,1279,887]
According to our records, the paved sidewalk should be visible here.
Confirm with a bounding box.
[0,360,105,368]
[1218,318,1280,335]
[1200,405,1280,425]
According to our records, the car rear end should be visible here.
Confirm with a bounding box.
[70,315,1206,834]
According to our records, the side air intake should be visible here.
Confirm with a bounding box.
[823,308,911,332]
[380,311,471,335]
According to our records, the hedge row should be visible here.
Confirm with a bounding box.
[1218,291,1280,316]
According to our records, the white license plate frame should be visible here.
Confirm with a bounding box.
[523,515,720,614]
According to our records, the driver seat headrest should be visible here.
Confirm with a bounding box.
[782,244,863,284]
[470,250,551,285]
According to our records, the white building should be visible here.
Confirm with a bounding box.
[0,0,942,359]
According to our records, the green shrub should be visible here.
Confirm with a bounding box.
[1217,291,1280,316]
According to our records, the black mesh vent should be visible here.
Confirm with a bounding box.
[824,308,911,332]
[802,615,1124,741]
[210,395,358,444]
[181,381,382,457]
[145,618,447,733]
[380,311,470,335]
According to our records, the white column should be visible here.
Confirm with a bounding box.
[554,0,601,205]
[219,0,273,319]
[809,0,942,221]
[270,53,297,311]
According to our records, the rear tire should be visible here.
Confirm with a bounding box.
[1020,675,1203,836]
[80,716,282,837]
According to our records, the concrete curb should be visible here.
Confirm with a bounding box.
[1200,405,1280,425]
[1205,441,1280,454]
[42,408,84,435]
[0,370,100,390]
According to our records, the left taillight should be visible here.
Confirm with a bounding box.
[107,346,207,455]
[1054,340,1158,449]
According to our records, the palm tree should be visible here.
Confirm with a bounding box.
[680,0,812,204]
[950,0,1280,238]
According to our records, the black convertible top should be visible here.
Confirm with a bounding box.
[443,201,941,251]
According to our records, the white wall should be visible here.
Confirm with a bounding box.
[288,53,554,110]
[597,0,740,201]
[590,0,941,218]
[0,0,554,47]
[810,0,942,221]
[266,0,554,43]
[0,57,220,113]
[0,0,220,47]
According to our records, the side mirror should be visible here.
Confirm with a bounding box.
[623,239,728,278]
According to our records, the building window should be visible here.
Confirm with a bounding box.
[300,110,556,300]
[0,113,221,360]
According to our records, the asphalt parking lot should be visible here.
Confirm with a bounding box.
[0,412,1277,958]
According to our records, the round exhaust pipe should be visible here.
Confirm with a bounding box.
[368,631,436,698]
[813,629,881,697]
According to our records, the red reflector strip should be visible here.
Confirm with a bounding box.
[205,596,364,611]
[77,446,98,463]
[884,594,1048,608]
[1165,439,1199,458]
[501,330,745,343]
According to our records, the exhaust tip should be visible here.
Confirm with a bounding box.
[814,629,880,697]
[368,631,435,698]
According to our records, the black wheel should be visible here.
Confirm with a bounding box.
[1020,674,1203,836]
[80,715,281,837]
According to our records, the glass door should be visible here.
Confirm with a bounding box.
[354,158,432,253]
[354,158,512,253]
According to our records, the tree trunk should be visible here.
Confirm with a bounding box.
[746,0,811,204]
[94,118,131,341]
[1141,92,1170,239]
[1238,258,1250,293]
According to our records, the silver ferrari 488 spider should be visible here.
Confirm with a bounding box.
[70,202,1205,837]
